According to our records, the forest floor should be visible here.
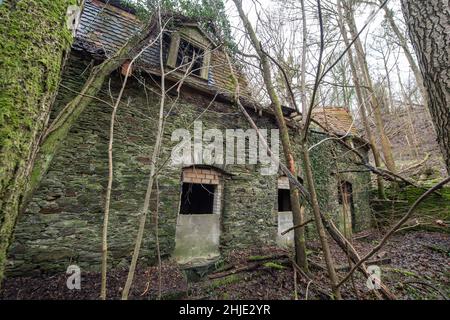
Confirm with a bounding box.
[1,229,448,300]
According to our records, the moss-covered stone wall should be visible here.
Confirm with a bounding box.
[0,0,77,282]
[6,52,371,276]
[297,134,372,234]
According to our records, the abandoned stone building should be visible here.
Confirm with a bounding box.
[6,0,372,276]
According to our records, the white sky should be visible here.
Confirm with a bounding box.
[223,0,414,106]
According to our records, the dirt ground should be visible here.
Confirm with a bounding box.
[0,230,448,300]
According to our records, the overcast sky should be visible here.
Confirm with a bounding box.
[223,0,413,104]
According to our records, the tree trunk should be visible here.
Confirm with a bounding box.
[231,0,309,271]
[397,70,421,160]
[0,0,77,284]
[100,88,118,300]
[344,0,397,173]
[336,0,386,199]
[382,3,428,110]
[401,0,450,174]
[301,146,342,299]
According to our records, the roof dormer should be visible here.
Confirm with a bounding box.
[166,25,215,81]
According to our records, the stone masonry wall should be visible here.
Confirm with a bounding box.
[6,52,371,276]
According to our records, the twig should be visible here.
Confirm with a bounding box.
[305,280,313,300]
[293,265,298,300]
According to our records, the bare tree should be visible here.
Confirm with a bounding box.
[230,0,310,272]
[100,36,160,299]
[381,1,429,112]
[336,0,386,198]
[121,9,168,300]
[342,0,397,173]
[231,0,343,299]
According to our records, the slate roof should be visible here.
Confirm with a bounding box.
[74,0,250,97]
[75,0,158,64]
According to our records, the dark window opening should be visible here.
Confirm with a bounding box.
[338,181,355,230]
[278,189,292,212]
[180,183,215,214]
[176,38,204,76]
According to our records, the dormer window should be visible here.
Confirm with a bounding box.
[176,38,204,77]
[166,29,211,80]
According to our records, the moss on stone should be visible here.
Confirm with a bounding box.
[263,262,285,270]
[374,186,450,232]
[248,255,271,261]
[210,274,241,289]
[0,0,76,284]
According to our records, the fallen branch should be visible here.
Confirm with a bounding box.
[281,219,314,235]
[208,265,258,280]
[310,257,391,272]
[335,257,391,272]
[291,260,332,299]
[246,253,289,262]
[208,258,289,280]
[337,176,450,288]
[324,219,396,300]
[352,231,373,241]
[403,280,448,300]
[394,219,421,233]
[398,153,430,174]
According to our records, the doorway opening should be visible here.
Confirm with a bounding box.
[338,181,355,234]
[174,166,224,266]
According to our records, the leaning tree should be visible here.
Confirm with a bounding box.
[0,0,79,284]
[401,0,450,174]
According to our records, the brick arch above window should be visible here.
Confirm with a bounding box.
[182,166,222,185]
[179,166,225,215]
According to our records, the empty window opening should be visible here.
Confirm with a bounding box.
[278,189,292,212]
[180,183,215,214]
[176,38,204,76]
